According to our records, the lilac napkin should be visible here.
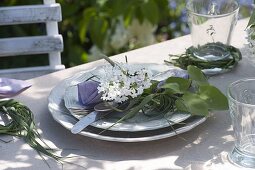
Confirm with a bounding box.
[0,78,32,98]
[77,80,102,108]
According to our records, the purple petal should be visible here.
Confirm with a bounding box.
[0,78,32,98]
[77,81,102,106]
[167,69,189,79]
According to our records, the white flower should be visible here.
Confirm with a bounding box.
[97,63,152,103]
[110,19,129,50]
[127,19,157,47]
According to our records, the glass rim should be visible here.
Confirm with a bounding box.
[186,0,239,18]
[228,78,255,107]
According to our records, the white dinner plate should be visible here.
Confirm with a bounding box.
[64,84,191,132]
[48,63,206,142]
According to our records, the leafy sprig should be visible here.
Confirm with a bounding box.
[0,99,63,166]
[247,8,255,28]
[0,99,85,169]
[119,65,228,120]
[101,64,228,133]
[100,56,228,127]
[164,43,242,70]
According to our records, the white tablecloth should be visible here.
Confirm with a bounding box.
[0,19,253,170]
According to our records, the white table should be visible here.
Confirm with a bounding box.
[1,19,253,170]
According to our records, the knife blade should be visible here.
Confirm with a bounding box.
[71,111,99,134]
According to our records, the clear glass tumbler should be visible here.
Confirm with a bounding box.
[186,0,239,61]
[228,78,255,168]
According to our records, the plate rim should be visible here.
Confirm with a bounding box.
[64,84,192,132]
[48,63,207,142]
[49,105,206,142]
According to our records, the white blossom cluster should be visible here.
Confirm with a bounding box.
[88,18,156,61]
[97,64,152,103]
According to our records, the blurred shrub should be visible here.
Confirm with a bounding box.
[59,0,173,64]
[0,0,253,69]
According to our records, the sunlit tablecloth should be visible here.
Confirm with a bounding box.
[0,19,252,170]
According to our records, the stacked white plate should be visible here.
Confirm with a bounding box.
[48,64,206,142]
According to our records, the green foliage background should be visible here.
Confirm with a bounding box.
[0,0,252,69]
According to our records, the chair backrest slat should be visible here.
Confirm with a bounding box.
[0,35,63,57]
[0,1,65,78]
[0,4,61,25]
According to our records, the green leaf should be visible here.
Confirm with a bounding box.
[105,0,129,17]
[135,6,144,24]
[124,7,135,27]
[81,52,89,63]
[175,98,188,112]
[180,92,209,116]
[125,94,156,119]
[89,17,109,49]
[199,84,229,110]
[105,94,157,130]
[187,65,208,85]
[165,77,191,91]
[247,10,255,28]
[79,8,97,42]
[161,83,181,94]
[141,0,159,25]
[154,0,169,21]
[143,80,158,94]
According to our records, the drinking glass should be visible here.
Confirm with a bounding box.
[228,78,255,168]
[186,0,239,61]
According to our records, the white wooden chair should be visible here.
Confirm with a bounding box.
[0,0,65,79]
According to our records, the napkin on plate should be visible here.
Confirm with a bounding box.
[77,80,102,108]
[0,78,32,98]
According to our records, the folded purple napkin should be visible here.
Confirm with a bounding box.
[0,78,32,98]
[77,80,102,108]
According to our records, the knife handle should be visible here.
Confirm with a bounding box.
[71,111,98,134]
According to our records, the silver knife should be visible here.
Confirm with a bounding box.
[71,111,99,134]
